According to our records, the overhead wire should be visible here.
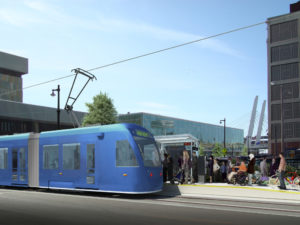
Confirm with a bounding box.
[0,20,266,98]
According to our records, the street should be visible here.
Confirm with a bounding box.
[0,188,299,225]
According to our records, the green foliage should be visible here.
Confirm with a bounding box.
[212,143,223,157]
[241,146,248,156]
[222,148,227,157]
[82,92,117,126]
[199,143,205,156]
[285,165,300,175]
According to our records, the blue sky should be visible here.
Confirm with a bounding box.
[0,0,296,135]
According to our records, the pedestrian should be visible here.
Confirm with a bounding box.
[163,153,168,183]
[260,156,268,177]
[182,150,190,184]
[247,154,255,186]
[208,156,214,183]
[213,159,220,182]
[167,154,174,184]
[177,154,183,169]
[227,157,233,174]
[269,157,277,177]
[220,161,227,182]
[235,157,241,166]
[192,151,198,183]
[278,153,287,190]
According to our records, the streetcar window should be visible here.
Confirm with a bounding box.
[43,145,59,169]
[0,148,8,169]
[63,143,80,170]
[19,148,26,172]
[116,140,138,167]
[134,137,161,167]
[87,144,95,169]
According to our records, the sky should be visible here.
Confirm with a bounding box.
[0,0,296,136]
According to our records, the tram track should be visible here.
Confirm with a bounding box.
[147,196,300,217]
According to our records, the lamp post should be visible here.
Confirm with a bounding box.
[220,118,226,150]
[280,84,284,154]
[51,85,61,130]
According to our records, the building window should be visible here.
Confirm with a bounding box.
[271,123,281,139]
[283,82,299,99]
[271,63,299,81]
[271,43,298,62]
[0,148,8,169]
[63,143,80,170]
[283,103,293,119]
[284,123,293,138]
[43,145,59,169]
[271,20,298,43]
[116,140,138,167]
[271,85,281,101]
[271,104,281,121]
[295,122,300,138]
[294,102,300,118]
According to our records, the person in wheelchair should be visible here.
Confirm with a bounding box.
[228,161,247,185]
[235,161,248,185]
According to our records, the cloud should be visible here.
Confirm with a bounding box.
[24,0,49,11]
[93,18,243,58]
[0,1,242,58]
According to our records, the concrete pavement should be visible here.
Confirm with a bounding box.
[157,182,300,204]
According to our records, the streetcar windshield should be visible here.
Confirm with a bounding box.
[134,136,161,167]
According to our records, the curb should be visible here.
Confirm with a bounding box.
[175,183,300,194]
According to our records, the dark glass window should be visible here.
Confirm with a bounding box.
[283,103,293,119]
[284,123,293,138]
[271,43,298,62]
[116,140,138,167]
[295,122,300,138]
[63,143,80,170]
[0,148,8,169]
[12,149,18,172]
[294,102,300,118]
[43,145,59,169]
[271,104,281,121]
[87,144,95,169]
[271,20,298,43]
[134,136,161,167]
[271,123,281,139]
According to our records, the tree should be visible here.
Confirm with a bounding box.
[212,143,223,157]
[222,148,227,157]
[241,146,248,156]
[82,92,117,126]
[199,143,205,156]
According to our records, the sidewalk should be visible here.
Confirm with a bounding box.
[157,182,300,204]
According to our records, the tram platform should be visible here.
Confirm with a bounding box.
[157,182,300,204]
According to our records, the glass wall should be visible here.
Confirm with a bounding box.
[0,74,22,102]
[118,113,244,145]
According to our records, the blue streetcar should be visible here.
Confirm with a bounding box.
[0,123,163,194]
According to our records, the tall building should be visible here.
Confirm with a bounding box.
[0,51,27,102]
[0,51,86,135]
[267,2,300,155]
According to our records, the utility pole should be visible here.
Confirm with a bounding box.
[220,118,226,150]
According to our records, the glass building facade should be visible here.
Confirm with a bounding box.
[118,112,244,146]
[0,73,22,102]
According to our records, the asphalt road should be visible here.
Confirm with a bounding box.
[0,188,299,225]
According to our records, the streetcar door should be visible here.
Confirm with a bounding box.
[11,147,27,185]
[85,144,96,188]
